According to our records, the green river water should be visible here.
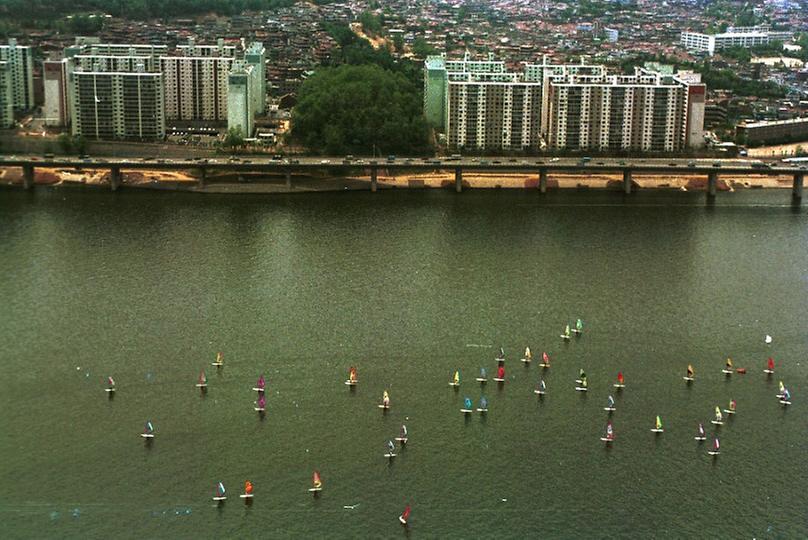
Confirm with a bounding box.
[1,188,807,538]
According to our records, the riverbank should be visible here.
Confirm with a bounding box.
[0,165,796,192]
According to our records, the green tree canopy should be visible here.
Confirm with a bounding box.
[291,64,430,156]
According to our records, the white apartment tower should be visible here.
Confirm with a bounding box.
[0,62,14,127]
[227,61,255,137]
[0,38,34,110]
[43,59,71,127]
[70,62,165,140]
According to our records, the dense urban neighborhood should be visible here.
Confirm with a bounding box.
[0,0,806,157]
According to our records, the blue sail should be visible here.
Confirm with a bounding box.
[480,396,488,408]
[464,397,473,409]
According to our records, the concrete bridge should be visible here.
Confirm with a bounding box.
[1,156,805,201]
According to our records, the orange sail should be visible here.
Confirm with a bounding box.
[312,471,322,489]
[245,481,253,494]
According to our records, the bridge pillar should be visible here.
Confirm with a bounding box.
[285,169,292,189]
[198,167,207,188]
[110,166,122,191]
[539,169,547,193]
[22,164,34,190]
[370,165,377,192]
[622,170,632,194]
[792,173,804,199]
[455,167,462,193]
[707,172,718,197]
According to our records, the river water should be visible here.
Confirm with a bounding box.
[1,188,807,538]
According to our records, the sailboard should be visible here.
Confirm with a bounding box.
[239,481,254,499]
[308,471,322,492]
[560,324,571,340]
[254,374,266,391]
[196,370,208,388]
[521,347,532,363]
[695,423,706,441]
[105,376,116,393]
[211,352,224,367]
[650,416,664,433]
[613,372,625,388]
[764,357,774,375]
[539,352,550,368]
[213,482,227,502]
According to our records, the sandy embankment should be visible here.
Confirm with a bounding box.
[0,166,794,191]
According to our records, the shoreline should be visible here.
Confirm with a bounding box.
[0,166,796,193]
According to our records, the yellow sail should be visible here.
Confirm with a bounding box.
[656,416,662,429]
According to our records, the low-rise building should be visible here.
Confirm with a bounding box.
[681,25,793,56]
[736,117,808,145]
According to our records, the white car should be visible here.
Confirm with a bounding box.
[320,159,330,164]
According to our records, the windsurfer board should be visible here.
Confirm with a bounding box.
[763,369,773,374]
[239,494,254,499]
[539,363,550,368]
[708,451,720,456]
[395,437,408,443]
[711,420,723,425]
[213,496,227,501]
[141,433,154,438]
[613,384,625,388]
[650,428,664,433]
[476,408,488,413]
[534,390,545,395]
[211,362,224,367]
[575,379,583,383]
[604,407,615,412]
[460,409,473,413]
[254,407,265,412]
[195,383,207,388]
[575,387,588,392]
[308,487,322,492]
[254,387,266,391]
[560,335,570,340]
[378,404,390,409]
[723,409,735,414]
[448,382,459,387]
[779,400,791,405]
[600,437,613,442]
[105,388,116,392]
[476,378,488,382]
[493,378,505,382]
[721,369,733,374]
[384,453,397,458]
[683,377,694,381]
[694,436,706,441]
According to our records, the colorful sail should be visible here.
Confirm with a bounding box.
[313,471,322,489]
[524,347,532,360]
[687,364,694,377]
[542,352,549,364]
[145,421,154,434]
[453,370,460,385]
[387,440,395,453]
[199,370,207,385]
[480,396,488,409]
[107,376,115,387]
[464,397,473,409]
[400,424,408,438]
[715,406,722,421]
[698,423,705,437]
[539,379,546,391]
[497,365,505,379]
[617,372,624,384]
[782,388,791,401]
[729,399,736,411]
[217,482,226,497]
[581,377,588,388]
[607,395,615,408]
[480,367,487,379]
[655,416,662,430]
[400,505,411,523]
[244,481,253,495]
[564,324,570,337]
[257,395,266,409]
[713,437,720,451]
[216,352,223,364]
[768,357,775,370]
[779,381,785,394]
[726,357,733,369]
[257,374,266,389]
[606,422,614,439]
[382,390,390,406]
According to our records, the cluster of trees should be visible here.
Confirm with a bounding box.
[0,0,293,23]
[291,64,430,156]
[57,134,87,155]
[719,41,784,63]
[358,11,382,36]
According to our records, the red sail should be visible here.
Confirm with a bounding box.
[768,357,775,370]
[617,372,624,384]
[312,471,321,488]
[401,505,411,521]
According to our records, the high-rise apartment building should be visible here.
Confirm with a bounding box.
[43,59,70,127]
[244,42,266,114]
[160,55,234,122]
[426,54,703,152]
[0,62,14,127]
[227,61,255,137]
[70,63,164,140]
[546,68,691,152]
[0,38,34,110]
